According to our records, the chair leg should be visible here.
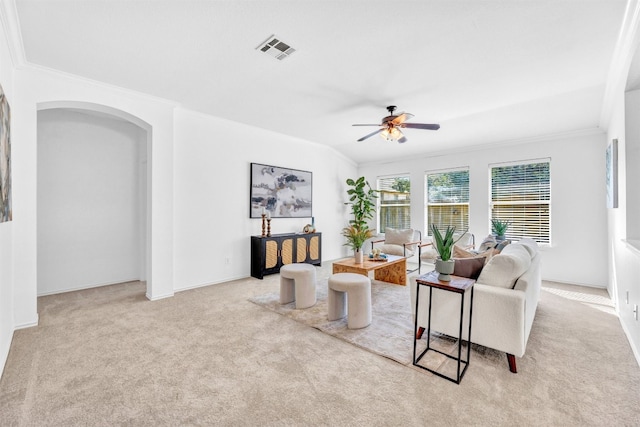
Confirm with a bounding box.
[506,353,517,373]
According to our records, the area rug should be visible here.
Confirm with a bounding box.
[249,279,457,370]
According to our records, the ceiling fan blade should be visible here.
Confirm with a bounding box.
[398,136,408,143]
[357,128,383,142]
[391,112,414,125]
[401,123,441,130]
[352,124,383,126]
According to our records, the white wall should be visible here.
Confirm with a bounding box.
[37,109,145,295]
[0,2,16,379]
[607,87,640,363]
[358,131,609,287]
[173,109,357,291]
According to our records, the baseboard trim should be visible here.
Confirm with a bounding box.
[145,292,174,301]
[174,275,249,293]
[38,279,140,297]
[14,315,39,330]
[619,316,640,368]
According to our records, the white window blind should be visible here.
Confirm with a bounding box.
[378,175,411,233]
[490,160,550,243]
[425,168,469,235]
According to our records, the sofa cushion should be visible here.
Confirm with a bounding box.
[384,228,417,251]
[518,238,539,257]
[453,257,485,280]
[378,243,414,257]
[477,244,531,289]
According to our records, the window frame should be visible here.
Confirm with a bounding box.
[425,167,470,236]
[489,158,551,244]
[377,174,412,233]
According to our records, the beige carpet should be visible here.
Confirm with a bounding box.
[1,262,639,426]
[249,279,467,373]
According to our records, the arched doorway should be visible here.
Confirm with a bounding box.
[36,101,152,297]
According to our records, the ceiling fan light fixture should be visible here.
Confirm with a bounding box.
[380,126,402,141]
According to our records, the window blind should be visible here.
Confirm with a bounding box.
[378,175,411,232]
[490,160,550,243]
[425,169,469,235]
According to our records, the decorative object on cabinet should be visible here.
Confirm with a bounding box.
[251,232,321,279]
[303,217,316,234]
[250,162,312,218]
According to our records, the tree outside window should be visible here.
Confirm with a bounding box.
[426,169,469,235]
[378,176,411,233]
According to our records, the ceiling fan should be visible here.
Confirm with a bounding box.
[353,105,440,143]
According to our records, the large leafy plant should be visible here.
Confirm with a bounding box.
[343,177,378,250]
[430,224,466,261]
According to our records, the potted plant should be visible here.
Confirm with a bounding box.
[491,219,510,242]
[430,224,465,281]
[343,177,378,263]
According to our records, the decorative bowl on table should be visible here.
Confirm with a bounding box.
[369,253,388,262]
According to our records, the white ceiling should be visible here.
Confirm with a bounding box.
[14,0,627,164]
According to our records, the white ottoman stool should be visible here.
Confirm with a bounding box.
[279,263,317,309]
[328,273,372,329]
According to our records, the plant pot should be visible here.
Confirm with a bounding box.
[354,249,364,264]
[435,258,455,282]
[494,234,505,242]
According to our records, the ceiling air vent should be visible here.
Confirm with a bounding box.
[256,35,296,60]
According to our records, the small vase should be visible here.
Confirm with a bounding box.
[435,258,455,282]
[354,249,364,264]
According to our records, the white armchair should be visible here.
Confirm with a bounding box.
[371,227,422,272]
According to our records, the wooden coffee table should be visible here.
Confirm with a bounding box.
[332,254,407,285]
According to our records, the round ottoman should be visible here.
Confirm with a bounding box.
[328,273,372,329]
[279,263,317,309]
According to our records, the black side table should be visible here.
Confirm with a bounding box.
[413,270,475,384]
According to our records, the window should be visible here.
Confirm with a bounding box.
[490,160,550,243]
[378,175,411,233]
[425,168,469,235]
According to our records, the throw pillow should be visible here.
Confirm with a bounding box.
[453,257,485,280]
[517,238,539,257]
[477,244,532,288]
[453,245,475,258]
[495,239,511,252]
[384,227,416,251]
[478,234,497,252]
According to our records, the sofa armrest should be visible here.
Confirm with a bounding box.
[410,277,529,357]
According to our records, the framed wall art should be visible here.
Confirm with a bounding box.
[250,163,312,218]
[0,83,11,223]
[606,138,618,209]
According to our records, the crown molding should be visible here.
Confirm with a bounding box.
[358,127,605,168]
[600,0,640,130]
[0,0,27,67]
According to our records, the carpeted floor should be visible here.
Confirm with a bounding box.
[1,261,639,426]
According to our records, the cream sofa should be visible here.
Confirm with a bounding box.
[410,238,541,373]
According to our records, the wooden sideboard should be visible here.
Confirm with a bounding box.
[250,232,322,279]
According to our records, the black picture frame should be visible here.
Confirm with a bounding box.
[250,162,312,218]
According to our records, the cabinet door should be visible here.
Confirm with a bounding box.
[308,235,321,263]
[263,238,280,275]
[296,236,308,263]
[280,237,294,266]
